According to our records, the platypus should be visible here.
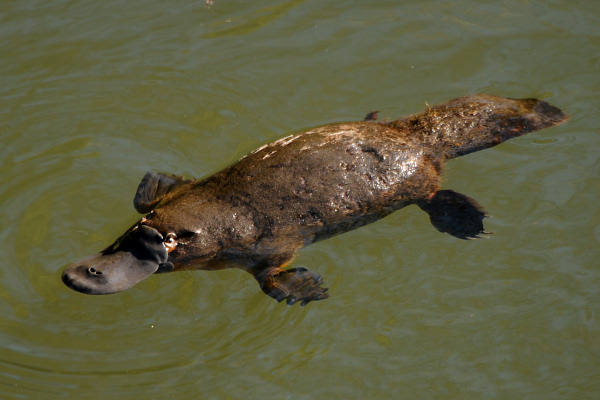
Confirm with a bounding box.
[62,95,567,305]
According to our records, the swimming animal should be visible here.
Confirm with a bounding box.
[62,94,567,305]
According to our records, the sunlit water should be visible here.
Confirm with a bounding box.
[1,1,599,399]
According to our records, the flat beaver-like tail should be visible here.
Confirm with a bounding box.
[388,94,568,159]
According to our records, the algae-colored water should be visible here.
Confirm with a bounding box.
[1,1,599,399]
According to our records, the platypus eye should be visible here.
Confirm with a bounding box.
[164,233,176,244]
[164,233,177,251]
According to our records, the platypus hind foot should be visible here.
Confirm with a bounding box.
[255,267,329,306]
[418,190,490,240]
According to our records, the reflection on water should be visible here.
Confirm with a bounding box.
[1,0,599,398]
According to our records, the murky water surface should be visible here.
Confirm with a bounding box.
[1,1,599,398]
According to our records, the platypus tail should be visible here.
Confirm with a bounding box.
[388,94,568,159]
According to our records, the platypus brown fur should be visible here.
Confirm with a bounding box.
[62,95,568,305]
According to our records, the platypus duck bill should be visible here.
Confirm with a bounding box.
[62,225,174,294]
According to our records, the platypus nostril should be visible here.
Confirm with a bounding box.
[87,267,103,276]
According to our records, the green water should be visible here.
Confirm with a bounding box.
[1,1,599,399]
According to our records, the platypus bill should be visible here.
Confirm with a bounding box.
[62,94,568,306]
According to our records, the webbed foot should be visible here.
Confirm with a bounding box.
[134,171,192,213]
[255,267,329,306]
[418,189,490,240]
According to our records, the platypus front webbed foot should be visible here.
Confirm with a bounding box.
[254,267,329,306]
[418,190,490,240]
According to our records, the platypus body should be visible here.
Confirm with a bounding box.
[62,95,567,305]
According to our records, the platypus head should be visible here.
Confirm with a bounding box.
[63,171,195,294]
[62,224,174,295]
